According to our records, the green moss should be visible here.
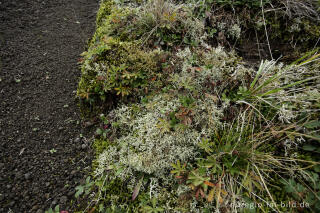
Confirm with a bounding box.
[95,0,115,28]
[77,36,161,102]
[94,177,140,211]
[93,139,110,156]
[303,19,320,38]
[91,6,137,45]
[263,15,320,48]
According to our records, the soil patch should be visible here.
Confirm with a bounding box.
[0,0,99,212]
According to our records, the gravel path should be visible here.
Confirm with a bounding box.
[0,0,99,211]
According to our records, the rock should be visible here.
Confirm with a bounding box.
[31,205,39,211]
[15,172,23,180]
[9,201,15,206]
[51,199,58,206]
[45,182,50,187]
[0,194,4,201]
[80,178,85,185]
[71,170,77,176]
[24,173,31,180]
[74,137,81,143]
[9,192,15,198]
[81,144,87,150]
[36,210,42,213]
[60,195,67,204]
[67,190,75,197]
[45,193,50,199]
[6,184,12,189]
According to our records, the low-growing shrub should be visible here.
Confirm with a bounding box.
[78,37,161,101]
[79,44,320,211]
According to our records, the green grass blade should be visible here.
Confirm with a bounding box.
[290,48,318,65]
[250,60,264,89]
[297,53,320,66]
[257,77,315,97]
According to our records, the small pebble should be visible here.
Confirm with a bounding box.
[74,137,81,143]
[51,199,58,206]
[24,173,31,180]
[31,205,38,211]
[60,195,67,204]
[67,190,75,197]
[45,193,50,199]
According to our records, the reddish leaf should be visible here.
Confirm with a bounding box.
[199,188,205,198]
[88,208,95,213]
[195,188,200,200]
[204,181,216,187]
[132,175,144,201]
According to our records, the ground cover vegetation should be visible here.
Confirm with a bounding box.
[74,0,320,212]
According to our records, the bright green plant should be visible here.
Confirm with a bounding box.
[45,205,59,213]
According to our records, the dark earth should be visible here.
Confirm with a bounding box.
[0,0,100,212]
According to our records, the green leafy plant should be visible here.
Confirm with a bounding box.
[75,176,94,198]
[141,197,164,213]
[281,174,320,211]
[49,148,57,154]
[96,114,111,139]
[45,205,59,213]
